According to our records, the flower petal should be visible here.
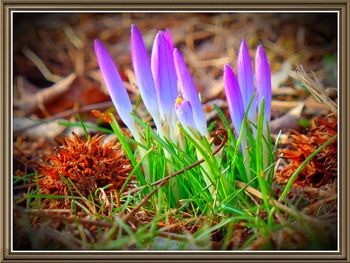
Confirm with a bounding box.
[237,38,256,121]
[224,64,245,135]
[151,31,178,125]
[255,45,272,122]
[94,39,138,137]
[130,24,161,126]
[175,96,196,133]
[164,28,174,50]
[174,48,208,136]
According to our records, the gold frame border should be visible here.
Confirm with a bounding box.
[1,1,349,262]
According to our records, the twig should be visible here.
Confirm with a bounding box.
[25,208,74,213]
[271,99,329,111]
[293,65,337,113]
[121,184,162,223]
[22,47,64,83]
[14,101,113,136]
[13,183,36,191]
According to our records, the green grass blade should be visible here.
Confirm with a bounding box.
[59,121,113,134]
[76,113,89,141]
[110,115,145,186]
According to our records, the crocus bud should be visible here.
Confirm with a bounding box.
[224,64,245,136]
[175,96,196,134]
[255,45,272,122]
[151,31,178,128]
[237,38,256,122]
[174,48,208,136]
[94,39,139,138]
[130,25,162,131]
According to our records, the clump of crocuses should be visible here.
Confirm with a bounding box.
[94,25,271,151]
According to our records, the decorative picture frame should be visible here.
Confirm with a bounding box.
[1,1,349,262]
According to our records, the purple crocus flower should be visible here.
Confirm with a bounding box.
[174,48,208,136]
[224,41,272,135]
[255,45,272,122]
[130,24,161,129]
[224,64,245,136]
[94,39,139,139]
[175,96,196,134]
[237,38,256,122]
[151,31,178,129]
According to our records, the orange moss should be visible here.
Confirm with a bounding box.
[38,133,132,199]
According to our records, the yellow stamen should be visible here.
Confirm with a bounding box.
[175,96,183,106]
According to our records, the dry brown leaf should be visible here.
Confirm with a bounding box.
[14,73,77,115]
